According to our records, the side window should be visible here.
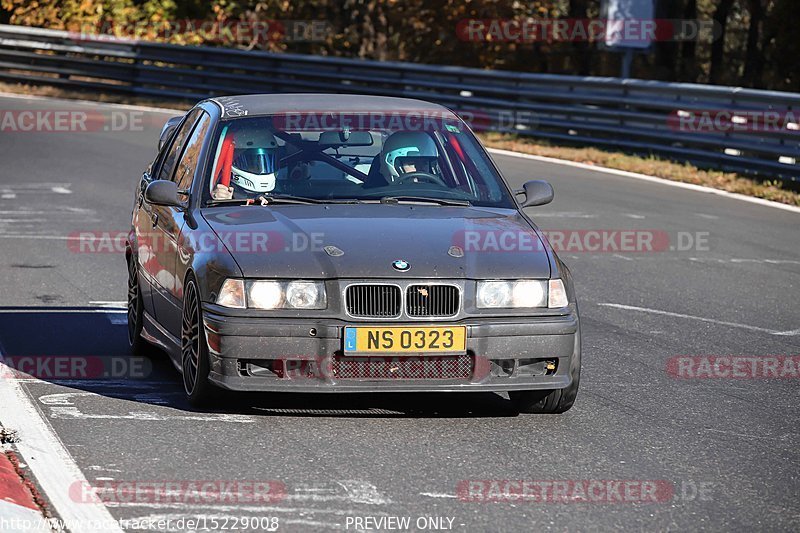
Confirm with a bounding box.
[156,109,202,182]
[173,112,211,191]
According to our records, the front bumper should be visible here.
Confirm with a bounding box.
[202,305,580,393]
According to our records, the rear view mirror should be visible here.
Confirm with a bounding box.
[159,116,183,151]
[318,130,374,147]
[517,180,554,208]
[144,180,184,208]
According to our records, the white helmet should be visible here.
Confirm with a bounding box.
[380,131,438,181]
[231,128,279,193]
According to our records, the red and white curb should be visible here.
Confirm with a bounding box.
[0,354,123,533]
[0,450,51,533]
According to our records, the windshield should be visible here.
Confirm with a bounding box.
[202,112,515,208]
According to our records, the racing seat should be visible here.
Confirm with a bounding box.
[363,154,389,188]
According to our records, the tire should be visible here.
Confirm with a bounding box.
[509,329,581,414]
[181,276,218,407]
[127,254,151,356]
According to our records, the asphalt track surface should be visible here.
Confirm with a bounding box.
[0,94,798,532]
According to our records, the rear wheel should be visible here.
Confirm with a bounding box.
[181,277,217,406]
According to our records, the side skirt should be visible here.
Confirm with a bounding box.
[142,310,182,372]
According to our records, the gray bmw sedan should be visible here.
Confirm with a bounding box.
[126,94,580,413]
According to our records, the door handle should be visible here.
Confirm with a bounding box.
[151,212,159,228]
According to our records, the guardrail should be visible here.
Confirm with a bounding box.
[0,24,798,182]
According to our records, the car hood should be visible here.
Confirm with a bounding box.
[201,204,551,279]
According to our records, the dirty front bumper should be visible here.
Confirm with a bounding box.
[201,304,580,393]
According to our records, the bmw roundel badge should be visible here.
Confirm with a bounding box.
[392,259,411,272]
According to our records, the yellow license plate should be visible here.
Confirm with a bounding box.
[343,326,466,354]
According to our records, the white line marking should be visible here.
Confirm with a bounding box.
[0,183,72,189]
[533,211,596,218]
[612,253,634,261]
[598,302,799,336]
[622,213,646,219]
[0,234,76,239]
[89,301,126,308]
[1,193,15,199]
[0,354,124,533]
[50,186,72,194]
[335,481,391,505]
[86,465,123,473]
[688,257,800,266]
[38,392,252,425]
[259,480,391,505]
[16,379,175,387]
[489,148,800,214]
[46,404,254,423]
[419,492,458,499]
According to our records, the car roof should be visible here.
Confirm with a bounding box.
[206,93,457,120]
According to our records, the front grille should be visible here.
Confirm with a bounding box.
[406,284,460,317]
[331,355,473,380]
[345,284,402,318]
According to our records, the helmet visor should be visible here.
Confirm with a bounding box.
[233,148,277,175]
[394,155,437,174]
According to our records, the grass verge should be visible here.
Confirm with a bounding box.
[479,132,799,207]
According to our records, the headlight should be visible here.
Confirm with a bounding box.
[477,280,547,308]
[248,280,326,310]
[286,281,323,309]
[217,279,326,309]
[216,279,245,308]
[248,280,284,309]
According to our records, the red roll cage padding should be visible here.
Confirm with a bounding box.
[214,132,235,188]
[447,132,466,161]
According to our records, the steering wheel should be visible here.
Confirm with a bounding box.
[395,172,448,188]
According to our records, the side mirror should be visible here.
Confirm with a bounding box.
[517,180,554,208]
[144,180,184,208]
[158,116,183,151]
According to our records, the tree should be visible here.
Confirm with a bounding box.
[741,0,765,87]
[709,0,735,84]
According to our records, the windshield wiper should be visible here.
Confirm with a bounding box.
[206,198,256,206]
[378,196,472,207]
[263,195,368,205]
[206,195,364,207]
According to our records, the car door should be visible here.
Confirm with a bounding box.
[143,109,202,336]
[134,133,176,319]
[151,110,212,338]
